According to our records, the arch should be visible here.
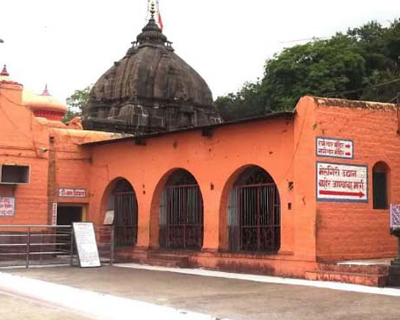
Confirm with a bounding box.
[373,161,390,209]
[221,165,281,253]
[100,177,139,247]
[155,168,204,250]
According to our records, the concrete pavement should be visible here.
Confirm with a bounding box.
[0,292,94,320]
[1,264,400,320]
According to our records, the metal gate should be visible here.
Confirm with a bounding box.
[0,225,115,269]
[235,183,280,253]
[161,184,203,249]
[114,191,138,247]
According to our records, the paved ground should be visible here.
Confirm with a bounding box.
[3,265,400,320]
[0,292,94,320]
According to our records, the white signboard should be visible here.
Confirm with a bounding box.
[317,162,368,202]
[103,210,115,225]
[390,204,400,230]
[51,202,58,225]
[58,188,86,198]
[73,222,101,268]
[0,196,15,216]
[316,137,354,159]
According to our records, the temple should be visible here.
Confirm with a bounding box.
[0,3,399,286]
[82,3,222,134]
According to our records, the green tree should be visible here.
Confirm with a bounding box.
[63,86,91,123]
[216,19,400,121]
[215,82,265,121]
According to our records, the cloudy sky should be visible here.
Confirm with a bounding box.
[1,0,399,104]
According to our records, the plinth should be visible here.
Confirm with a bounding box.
[388,231,400,287]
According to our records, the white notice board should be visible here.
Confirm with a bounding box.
[0,196,15,216]
[317,162,368,203]
[316,137,354,159]
[73,222,101,268]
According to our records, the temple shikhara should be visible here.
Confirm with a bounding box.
[1,1,399,286]
[82,4,222,134]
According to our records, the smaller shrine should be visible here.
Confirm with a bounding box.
[23,85,67,122]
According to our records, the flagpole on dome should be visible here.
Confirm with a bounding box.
[156,0,164,31]
[145,0,152,22]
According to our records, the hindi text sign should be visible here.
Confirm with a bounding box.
[0,196,15,217]
[316,137,354,159]
[317,162,368,202]
[73,222,101,268]
[58,188,86,198]
[103,210,115,225]
[51,202,58,225]
[390,205,400,230]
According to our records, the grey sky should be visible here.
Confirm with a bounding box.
[1,0,399,104]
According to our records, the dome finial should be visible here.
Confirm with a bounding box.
[1,65,9,76]
[135,0,168,47]
[42,84,50,96]
[150,0,156,19]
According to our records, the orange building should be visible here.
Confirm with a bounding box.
[1,64,398,280]
[83,96,399,278]
[0,66,121,226]
[1,2,399,282]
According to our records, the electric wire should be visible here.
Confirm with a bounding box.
[323,77,400,98]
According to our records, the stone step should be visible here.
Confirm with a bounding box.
[147,253,189,261]
[318,263,389,275]
[113,250,145,263]
[143,257,187,268]
[305,270,388,287]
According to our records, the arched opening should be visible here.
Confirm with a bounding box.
[373,162,390,209]
[159,169,203,250]
[106,179,138,247]
[228,166,281,253]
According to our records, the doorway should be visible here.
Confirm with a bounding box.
[159,169,203,250]
[56,206,83,254]
[56,206,83,225]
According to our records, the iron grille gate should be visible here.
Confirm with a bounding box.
[114,191,138,247]
[236,183,280,252]
[0,225,115,268]
[162,184,203,249]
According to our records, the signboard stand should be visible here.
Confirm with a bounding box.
[72,222,101,268]
[389,205,400,286]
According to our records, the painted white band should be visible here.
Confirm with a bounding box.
[115,263,400,297]
[0,271,232,320]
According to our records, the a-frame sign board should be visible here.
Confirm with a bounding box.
[72,222,101,268]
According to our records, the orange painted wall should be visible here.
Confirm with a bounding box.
[88,111,322,265]
[87,96,399,266]
[312,97,399,261]
[0,82,115,225]
[0,82,49,224]
[50,128,114,208]
[2,78,398,275]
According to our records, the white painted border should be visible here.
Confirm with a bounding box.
[115,263,400,297]
[0,272,231,320]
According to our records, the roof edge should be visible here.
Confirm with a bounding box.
[310,96,397,110]
[81,111,294,147]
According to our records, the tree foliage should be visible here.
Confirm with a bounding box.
[215,19,400,120]
[63,86,91,123]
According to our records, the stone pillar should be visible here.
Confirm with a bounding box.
[388,231,400,287]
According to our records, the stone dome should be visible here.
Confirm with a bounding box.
[82,9,222,134]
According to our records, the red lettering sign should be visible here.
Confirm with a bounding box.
[58,188,87,198]
[0,197,15,216]
[317,162,367,202]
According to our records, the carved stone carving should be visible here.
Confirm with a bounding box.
[82,12,222,134]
